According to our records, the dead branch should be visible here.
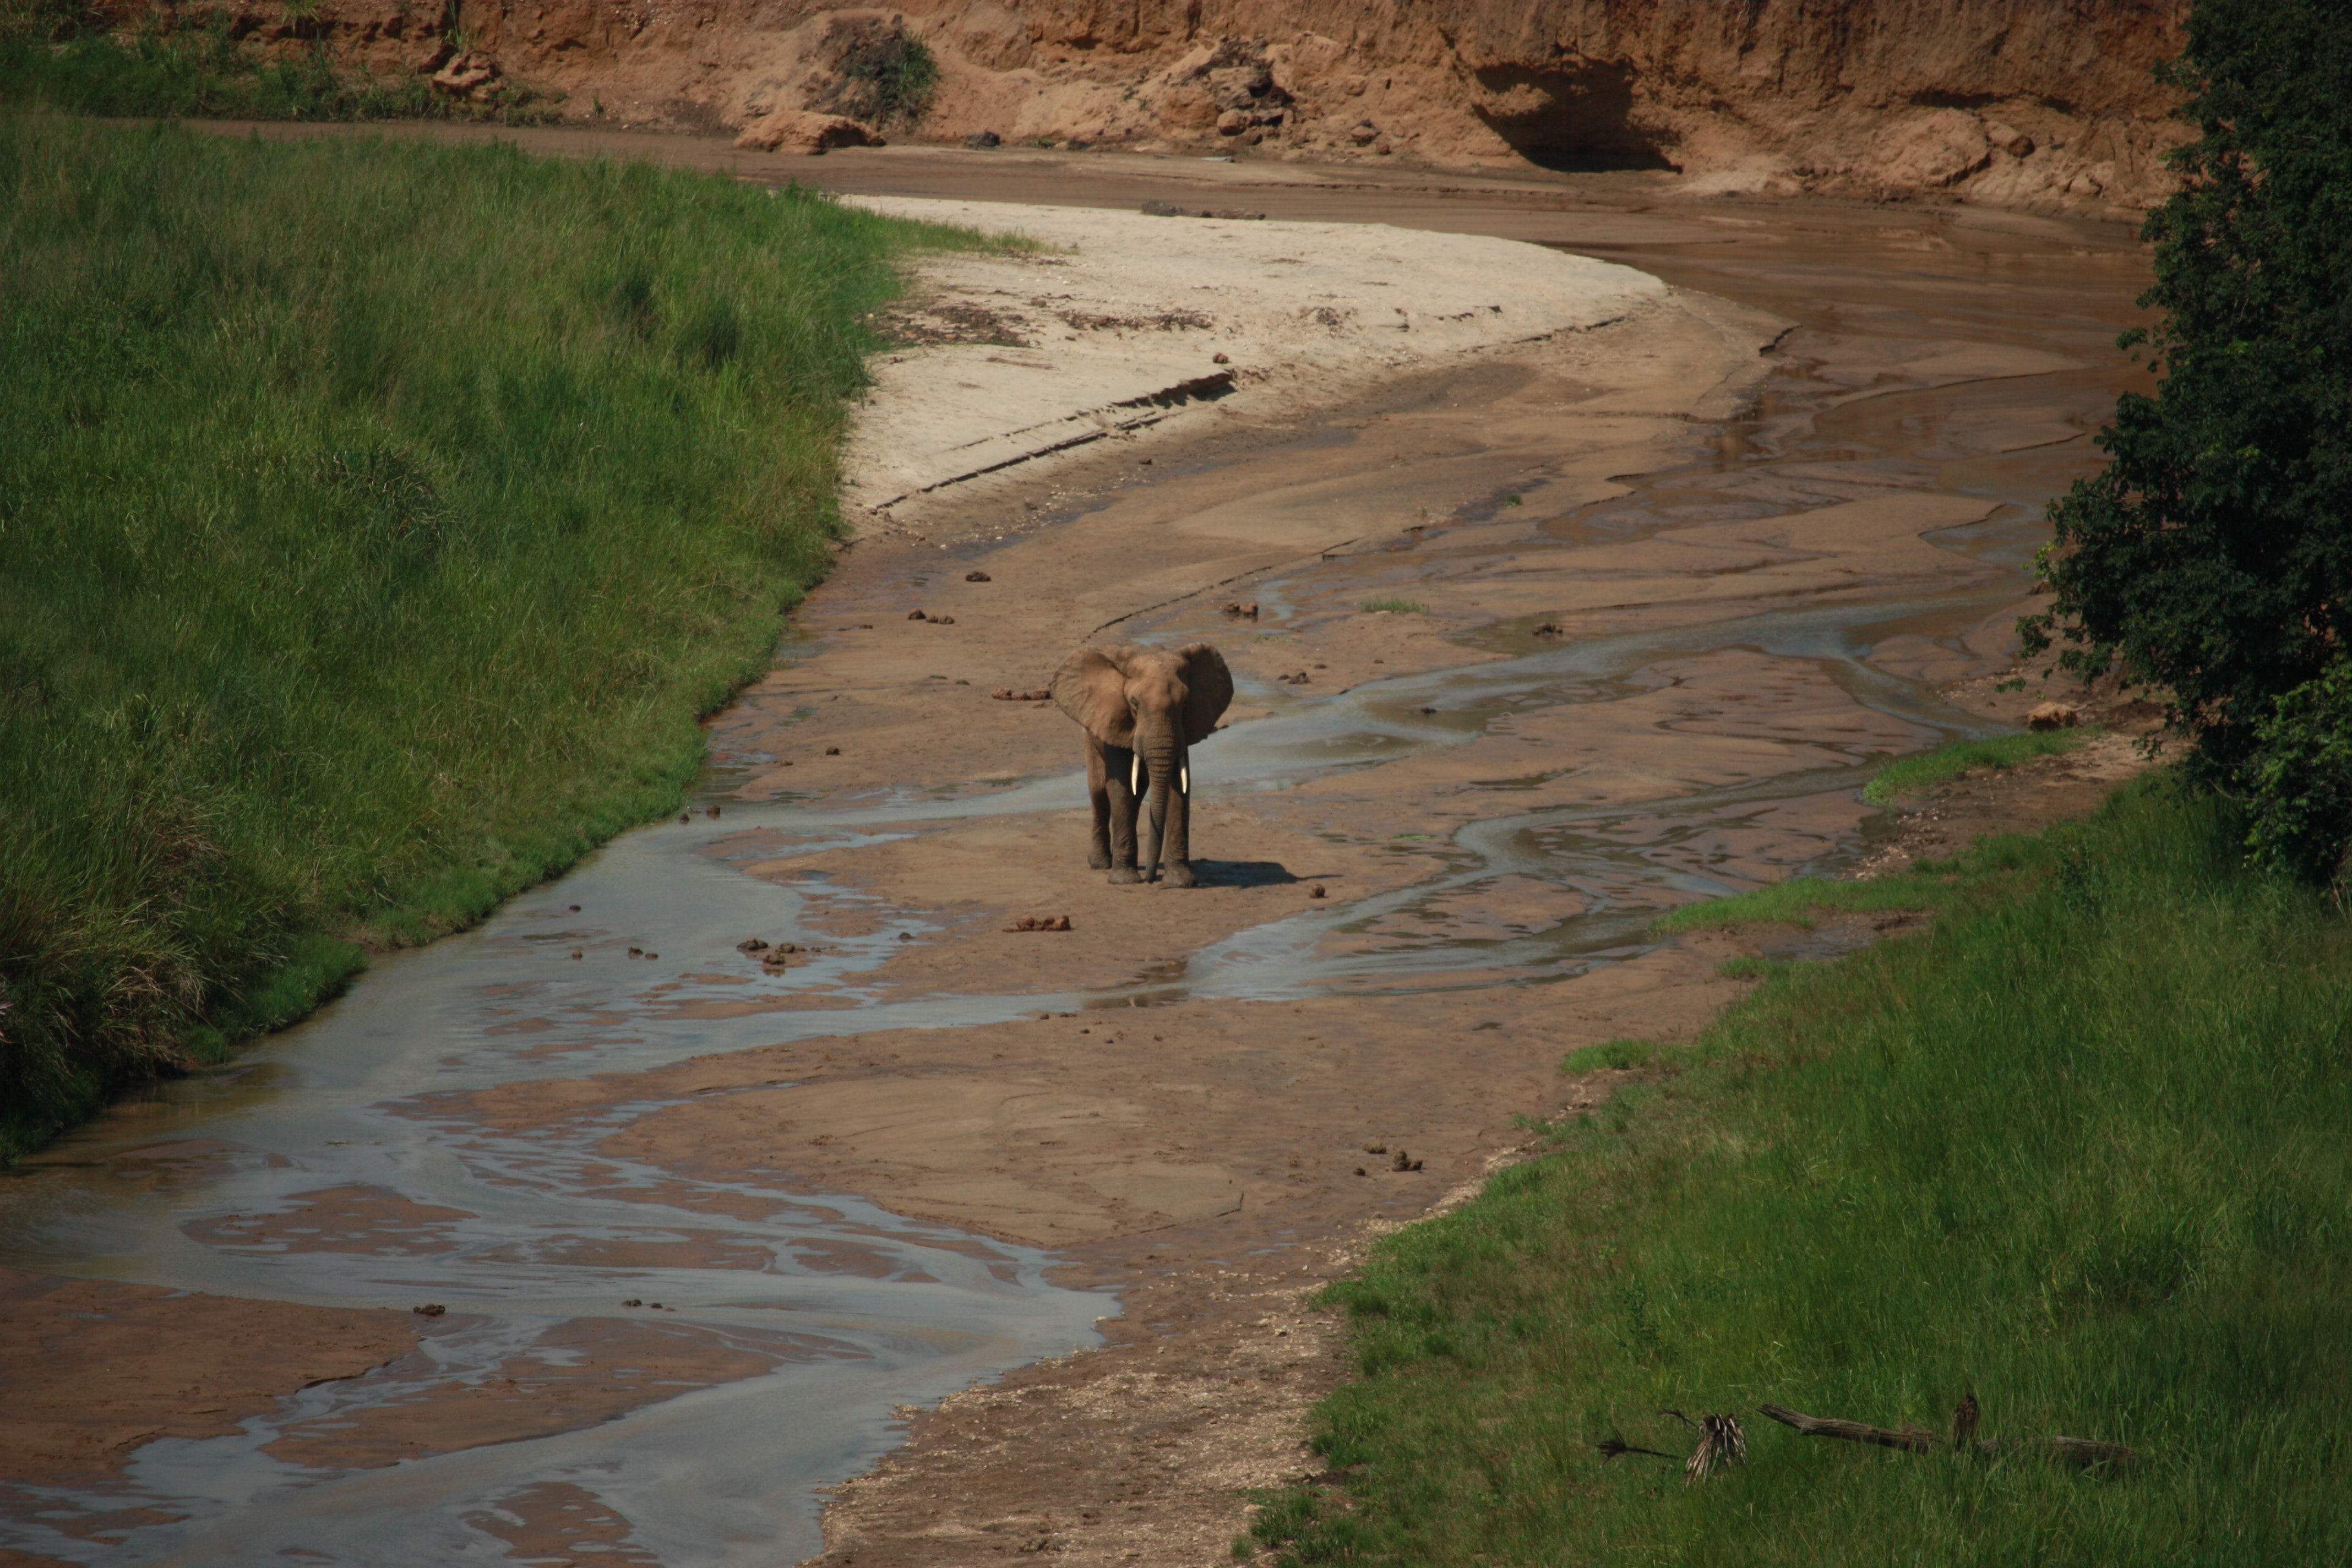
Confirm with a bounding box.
[1760,1402,2138,1471]
[1757,1403,1934,1453]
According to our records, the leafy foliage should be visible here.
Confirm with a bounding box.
[2242,661,2352,882]
[2023,0,2352,872]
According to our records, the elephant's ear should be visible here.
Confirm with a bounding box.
[1053,645,1135,747]
[1178,644,1234,745]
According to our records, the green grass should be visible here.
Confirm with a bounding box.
[0,115,988,1153]
[1362,597,1425,614]
[1254,780,2352,1565]
[1864,727,2097,804]
[0,7,562,124]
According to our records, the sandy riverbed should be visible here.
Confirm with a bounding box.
[0,139,2156,1568]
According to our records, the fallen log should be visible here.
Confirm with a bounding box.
[1757,1402,2137,1471]
[1757,1403,1932,1453]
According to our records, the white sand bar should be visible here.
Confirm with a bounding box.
[839,197,1669,528]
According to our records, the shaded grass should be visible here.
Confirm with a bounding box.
[0,8,562,124]
[1362,597,1425,614]
[1864,726,2097,804]
[1256,780,2352,1565]
[0,115,988,1153]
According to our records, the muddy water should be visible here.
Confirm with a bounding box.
[0,165,2148,1566]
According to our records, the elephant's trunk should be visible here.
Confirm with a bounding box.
[1141,737,1177,880]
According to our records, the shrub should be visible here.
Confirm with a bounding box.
[2022,0,2352,873]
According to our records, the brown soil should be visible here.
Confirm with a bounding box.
[0,1266,415,1490]
[117,0,2187,213]
[0,140,2164,1567]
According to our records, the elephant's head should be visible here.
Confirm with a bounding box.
[1053,641,1233,876]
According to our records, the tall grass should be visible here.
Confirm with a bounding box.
[0,7,558,124]
[1256,781,2352,1565]
[0,116,974,1151]
[1863,726,2097,804]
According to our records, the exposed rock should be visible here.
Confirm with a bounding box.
[733,110,882,154]
[145,0,2188,213]
[1874,109,1992,189]
[2027,701,2080,731]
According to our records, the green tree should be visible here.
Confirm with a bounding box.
[2024,0,2352,848]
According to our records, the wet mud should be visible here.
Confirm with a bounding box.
[0,141,2152,1568]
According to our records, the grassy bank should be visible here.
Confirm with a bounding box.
[0,5,557,124]
[0,115,975,1152]
[1253,780,2352,1565]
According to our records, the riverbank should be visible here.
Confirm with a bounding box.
[0,117,977,1155]
[0,149,2157,1566]
[1257,754,2352,1565]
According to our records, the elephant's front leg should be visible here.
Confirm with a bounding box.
[1084,737,1113,870]
[1105,743,1144,884]
[1161,749,1199,887]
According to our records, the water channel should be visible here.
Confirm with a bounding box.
[0,166,2150,1565]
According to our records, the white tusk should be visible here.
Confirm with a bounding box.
[1180,764,1189,796]
[1130,754,1141,793]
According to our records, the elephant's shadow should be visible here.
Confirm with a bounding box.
[1183,859,1326,888]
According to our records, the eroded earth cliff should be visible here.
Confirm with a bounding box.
[107,0,2189,210]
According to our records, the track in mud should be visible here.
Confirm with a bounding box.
[0,168,2149,1567]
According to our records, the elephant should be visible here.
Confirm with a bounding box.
[1051,641,1233,886]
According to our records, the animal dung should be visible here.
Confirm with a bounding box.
[1309,884,1327,899]
[1212,352,1231,364]
[824,746,841,755]
[991,687,1053,701]
[678,812,691,824]
[706,804,721,818]
[907,609,927,620]
[1006,914,1074,932]
[1278,671,1312,684]
[622,1298,643,1308]
[1219,600,1260,620]
[1391,1149,1424,1172]
[628,946,643,957]
[1363,1143,1386,1154]
[1354,1167,1368,1177]
[896,931,914,941]
[570,950,583,960]
[1418,705,1438,715]
[568,904,581,912]
[1532,622,1567,637]
[413,1303,447,1317]
[965,570,992,582]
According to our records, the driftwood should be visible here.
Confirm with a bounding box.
[1757,1403,1932,1453]
[1660,1410,1747,1483]
[1758,1401,2137,1471]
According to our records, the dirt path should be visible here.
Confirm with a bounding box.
[0,138,2155,1568]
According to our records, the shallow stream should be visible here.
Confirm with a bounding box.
[0,186,2148,1565]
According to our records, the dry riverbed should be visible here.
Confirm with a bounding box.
[0,145,2156,1568]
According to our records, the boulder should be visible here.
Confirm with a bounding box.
[430,52,495,95]
[1876,109,1992,189]
[1984,120,2036,157]
[2026,701,2080,731]
[962,129,1002,149]
[733,111,883,155]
